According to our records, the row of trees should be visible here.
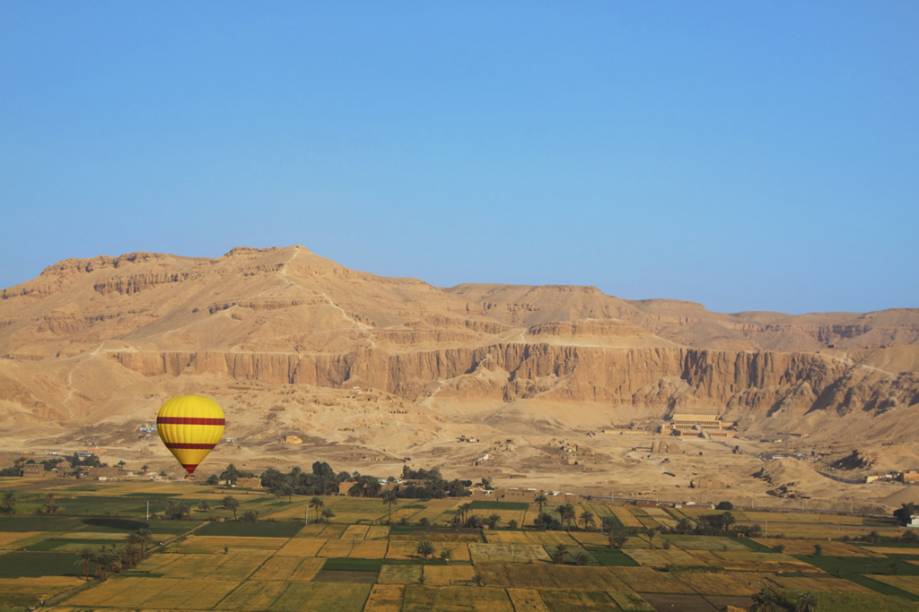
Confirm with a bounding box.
[1,492,63,516]
[0,454,103,477]
[250,461,471,512]
[76,529,155,580]
[259,462,345,498]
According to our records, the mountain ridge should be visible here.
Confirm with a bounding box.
[0,245,916,498]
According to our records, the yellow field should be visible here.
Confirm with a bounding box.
[66,577,242,608]
[572,531,610,546]
[378,564,423,584]
[608,566,697,594]
[769,575,874,593]
[217,580,288,610]
[606,588,655,611]
[625,547,705,567]
[673,571,774,595]
[507,587,549,611]
[317,537,354,557]
[476,564,624,590]
[172,535,288,553]
[0,531,42,548]
[213,550,276,580]
[366,525,390,540]
[611,506,643,528]
[485,530,531,543]
[270,581,371,611]
[289,558,325,581]
[423,564,477,586]
[523,531,579,546]
[364,584,405,612]
[663,535,749,551]
[865,574,919,596]
[754,538,876,556]
[410,499,460,523]
[275,537,327,556]
[402,585,514,612]
[351,539,389,558]
[0,576,83,607]
[690,550,817,573]
[249,555,301,580]
[644,507,674,520]
[295,524,329,536]
[469,542,551,563]
[341,524,370,540]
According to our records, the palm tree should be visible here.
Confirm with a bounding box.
[43,493,59,515]
[645,527,659,549]
[557,504,576,530]
[135,528,154,557]
[579,511,595,530]
[534,492,547,516]
[381,490,398,524]
[608,529,626,550]
[309,496,324,523]
[458,502,472,525]
[78,548,94,579]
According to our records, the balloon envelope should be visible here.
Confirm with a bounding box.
[156,395,225,475]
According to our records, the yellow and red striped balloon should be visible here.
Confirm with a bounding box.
[156,395,225,475]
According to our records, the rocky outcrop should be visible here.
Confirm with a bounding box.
[108,344,915,418]
[93,272,202,295]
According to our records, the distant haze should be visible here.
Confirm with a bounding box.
[1,3,917,313]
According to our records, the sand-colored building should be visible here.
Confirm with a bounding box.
[235,476,263,489]
[87,466,125,481]
[668,413,736,438]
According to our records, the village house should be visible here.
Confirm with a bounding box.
[234,476,263,489]
[86,466,125,481]
[21,463,48,478]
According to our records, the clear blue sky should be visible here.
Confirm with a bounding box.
[2,2,917,313]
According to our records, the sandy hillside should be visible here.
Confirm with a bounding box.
[0,246,916,510]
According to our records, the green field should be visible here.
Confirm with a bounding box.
[0,478,916,610]
[468,500,529,511]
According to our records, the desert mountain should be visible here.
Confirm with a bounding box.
[0,246,916,505]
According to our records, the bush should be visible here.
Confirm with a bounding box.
[715,501,734,510]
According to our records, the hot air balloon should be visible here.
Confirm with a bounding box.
[156,395,225,475]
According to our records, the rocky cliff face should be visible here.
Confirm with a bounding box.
[106,343,911,421]
[0,245,916,434]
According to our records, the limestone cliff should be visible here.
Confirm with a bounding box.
[0,245,915,436]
